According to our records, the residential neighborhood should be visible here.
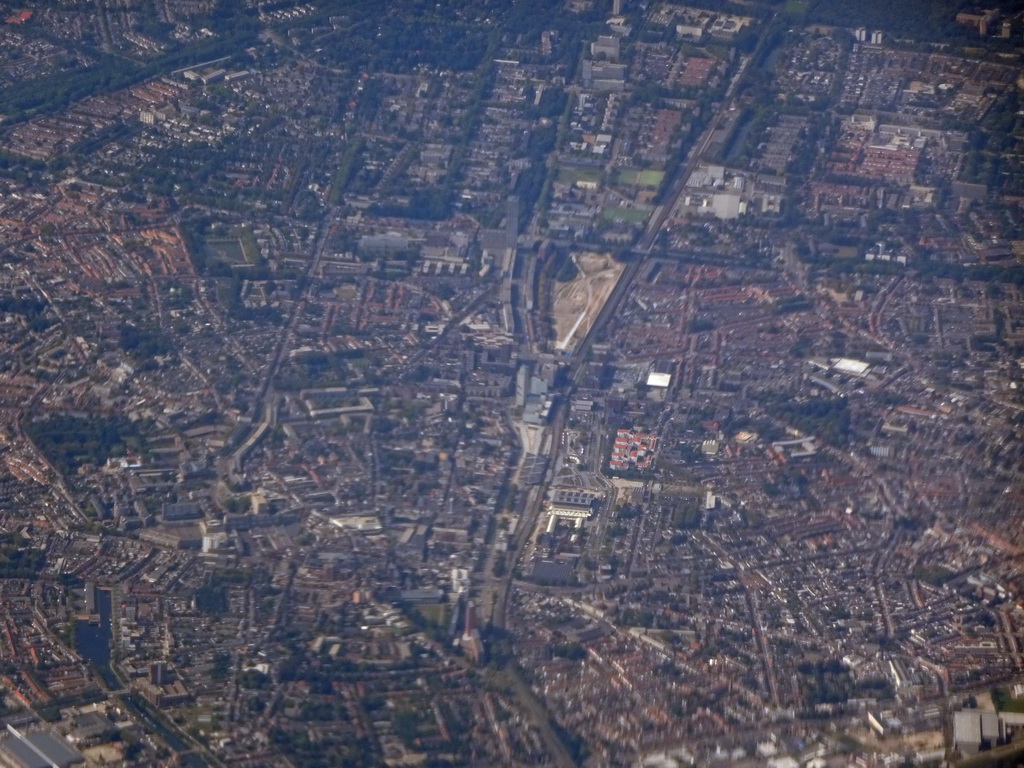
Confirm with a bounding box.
[0,0,1021,766]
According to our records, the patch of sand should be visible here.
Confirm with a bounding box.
[851,727,946,753]
[83,744,124,764]
[552,251,626,352]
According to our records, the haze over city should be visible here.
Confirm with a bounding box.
[0,0,1021,766]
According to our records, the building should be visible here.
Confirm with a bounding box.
[161,501,203,522]
[646,359,673,388]
[610,428,658,471]
[67,712,113,744]
[953,708,1024,754]
[582,61,627,91]
[138,677,191,708]
[202,530,227,553]
[519,365,552,425]
[451,567,470,595]
[953,709,1000,754]
[590,35,620,60]
[540,30,557,56]
[955,9,1000,35]
[831,357,871,376]
[858,143,920,185]
[0,727,84,768]
[545,491,595,530]
[327,515,383,534]
[460,601,484,663]
[677,21,706,40]
[84,582,96,615]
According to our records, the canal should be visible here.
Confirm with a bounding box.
[75,587,118,690]
[75,588,208,767]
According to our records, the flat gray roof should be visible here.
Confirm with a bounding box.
[1,731,84,768]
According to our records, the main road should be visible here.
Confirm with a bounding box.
[488,51,754,627]
[477,46,758,768]
[222,207,336,476]
[566,53,751,387]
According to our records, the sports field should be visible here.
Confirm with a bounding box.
[615,169,664,188]
[602,206,650,223]
[557,166,603,186]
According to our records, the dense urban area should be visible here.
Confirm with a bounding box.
[0,0,1022,766]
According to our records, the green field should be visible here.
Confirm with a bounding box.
[602,206,651,223]
[616,169,665,188]
[993,687,1024,714]
[415,603,450,627]
[234,225,262,264]
[204,238,246,264]
[205,226,262,266]
[557,166,602,186]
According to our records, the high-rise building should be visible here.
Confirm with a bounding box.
[149,660,166,686]
[591,35,620,60]
[451,567,470,595]
[460,601,484,663]
[540,30,556,57]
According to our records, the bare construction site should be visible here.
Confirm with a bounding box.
[551,251,626,352]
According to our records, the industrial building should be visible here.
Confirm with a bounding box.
[0,727,83,768]
[953,709,1024,754]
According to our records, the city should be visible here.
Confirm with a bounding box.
[0,0,1021,766]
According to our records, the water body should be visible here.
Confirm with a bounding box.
[75,587,118,690]
[75,589,207,767]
